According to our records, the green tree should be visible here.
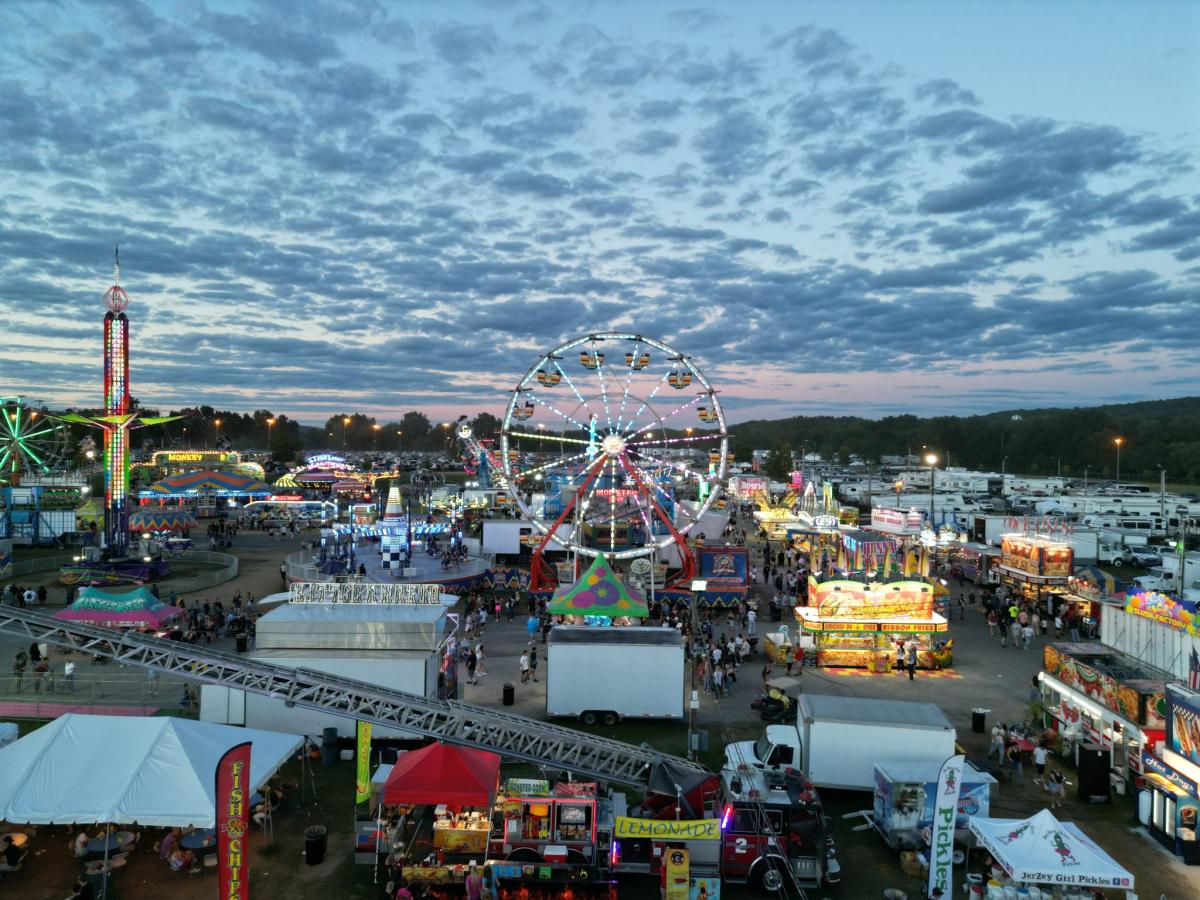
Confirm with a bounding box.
[765,442,792,481]
[398,411,432,450]
[472,412,502,440]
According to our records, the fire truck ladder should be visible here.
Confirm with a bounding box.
[0,607,709,788]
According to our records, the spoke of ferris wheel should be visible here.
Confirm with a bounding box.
[507,430,593,447]
[518,448,590,480]
[612,338,641,433]
[16,425,58,441]
[626,397,704,443]
[551,361,599,429]
[622,454,675,505]
[608,458,617,552]
[592,341,614,430]
[628,448,712,484]
[527,392,592,434]
[619,367,672,437]
[627,429,718,448]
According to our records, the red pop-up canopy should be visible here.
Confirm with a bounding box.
[382,742,501,807]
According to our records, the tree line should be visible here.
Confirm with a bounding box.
[726,396,1200,485]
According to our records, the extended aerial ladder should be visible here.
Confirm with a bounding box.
[0,607,709,788]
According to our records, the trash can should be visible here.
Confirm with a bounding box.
[502,683,515,707]
[972,708,987,734]
[304,825,328,865]
[235,633,248,653]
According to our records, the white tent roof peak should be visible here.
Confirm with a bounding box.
[0,715,302,828]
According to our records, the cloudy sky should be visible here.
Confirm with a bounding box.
[1,0,1197,425]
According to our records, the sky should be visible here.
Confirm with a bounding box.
[0,0,1198,426]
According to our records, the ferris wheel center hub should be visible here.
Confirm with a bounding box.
[601,434,625,457]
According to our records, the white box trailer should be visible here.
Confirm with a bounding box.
[725,694,957,791]
[201,601,449,739]
[546,626,684,724]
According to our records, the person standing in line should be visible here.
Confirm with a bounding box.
[712,664,725,698]
[64,659,76,692]
[747,607,757,637]
[906,641,918,680]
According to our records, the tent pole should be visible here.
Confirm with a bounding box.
[101,824,110,899]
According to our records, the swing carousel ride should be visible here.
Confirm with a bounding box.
[498,333,730,592]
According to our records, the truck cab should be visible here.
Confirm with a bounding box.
[715,765,837,893]
[724,724,802,773]
[1133,567,1178,593]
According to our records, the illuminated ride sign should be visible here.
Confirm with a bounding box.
[288,581,442,605]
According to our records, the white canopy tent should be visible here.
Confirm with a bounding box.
[969,809,1135,890]
[0,714,302,827]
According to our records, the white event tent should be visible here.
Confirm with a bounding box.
[969,809,1135,890]
[0,714,302,827]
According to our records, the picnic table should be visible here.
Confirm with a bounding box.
[180,829,216,854]
[86,833,132,856]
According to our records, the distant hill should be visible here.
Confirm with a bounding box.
[727,396,1200,483]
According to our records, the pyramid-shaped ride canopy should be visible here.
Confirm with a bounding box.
[382,742,500,807]
[54,586,181,628]
[141,470,273,498]
[968,808,1135,888]
[547,553,648,617]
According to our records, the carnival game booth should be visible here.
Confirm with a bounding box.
[1138,684,1200,864]
[654,545,751,609]
[968,809,1134,897]
[381,743,501,857]
[1060,566,1122,631]
[138,470,272,517]
[53,585,182,630]
[995,534,1073,607]
[872,760,997,851]
[794,577,951,670]
[1039,643,1168,780]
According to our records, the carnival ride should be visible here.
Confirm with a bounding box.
[499,333,729,591]
[0,397,68,485]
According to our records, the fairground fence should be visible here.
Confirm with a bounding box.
[2,551,238,596]
[0,673,197,719]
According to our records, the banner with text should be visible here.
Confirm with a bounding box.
[614,817,721,841]
[216,741,252,900]
[355,721,372,805]
[289,581,441,604]
[927,754,965,900]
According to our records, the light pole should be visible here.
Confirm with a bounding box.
[1159,466,1167,524]
[213,418,222,449]
[1114,436,1124,483]
[1173,505,1189,594]
[924,452,938,528]
[266,417,275,454]
[182,426,188,448]
[1083,466,1090,493]
[396,430,402,454]
[893,479,904,507]
[1002,456,1008,478]
[342,416,351,451]
[372,423,381,452]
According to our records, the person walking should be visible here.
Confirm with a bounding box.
[1032,743,1049,786]
[475,644,487,676]
[528,644,539,682]
[526,614,538,641]
[1008,619,1021,649]
[988,724,1006,760]
[1006,742,1024,784]
[1022,623,1034,650]
[1047,769,1066,809]
[986,608,998,636]
[64,659,76,692]
[466,649,478,685]
[519,650,530,684]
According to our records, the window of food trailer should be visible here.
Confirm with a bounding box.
[554,802,594,842]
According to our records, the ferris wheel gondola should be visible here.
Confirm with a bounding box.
[500,333,729,589]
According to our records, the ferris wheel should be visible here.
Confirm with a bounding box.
[500,332,729,575]
[0,397,69,485]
